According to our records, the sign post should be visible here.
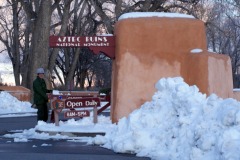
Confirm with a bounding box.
[93,106,98,123]
[54,110,59,126]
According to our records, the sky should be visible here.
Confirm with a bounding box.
[1,77,240,160]
[1,12,240,160]
[0,52,14,85]
[0,1,15,85]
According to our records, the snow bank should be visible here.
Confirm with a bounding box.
[0,91,35,114]
[94,77,240,160]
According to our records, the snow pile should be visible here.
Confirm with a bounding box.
[0,91,36,114]
[94,77,240,160]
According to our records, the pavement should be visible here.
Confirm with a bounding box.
[0,115,150,160]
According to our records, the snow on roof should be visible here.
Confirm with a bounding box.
[191,48,203,53]
[118,12,195,21]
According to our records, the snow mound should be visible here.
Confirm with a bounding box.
[94,77,240,160]
[0,91,35,114]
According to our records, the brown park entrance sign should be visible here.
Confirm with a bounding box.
[49,95,101,125]
[49,36,115,58]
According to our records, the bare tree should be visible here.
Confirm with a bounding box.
[24,0,52,89]
[0,0,209,91]
[0,0,54,89]
[203,0,240,87]
[0,0,22,85]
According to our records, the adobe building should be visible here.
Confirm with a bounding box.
[111,12,240,123]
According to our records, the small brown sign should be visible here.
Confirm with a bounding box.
[65,97,100,109]
[64,110,90,118]
[52,99,65,110]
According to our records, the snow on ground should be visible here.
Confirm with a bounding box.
[1,77,240,160]
[35,115,114,133]
[0,91,36,115]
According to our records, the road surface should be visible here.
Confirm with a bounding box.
[0,115,150,160]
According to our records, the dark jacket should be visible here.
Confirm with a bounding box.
[33,76,48,105]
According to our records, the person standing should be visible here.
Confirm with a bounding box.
[33,68,51,122]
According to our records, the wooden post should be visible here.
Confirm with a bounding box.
[54,110,59,126]
[93,106,98,123]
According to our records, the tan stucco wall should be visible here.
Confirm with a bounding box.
[207,53,233,98]
[185,52,233,98]
[111,17,235,122]
[233,91,240,100]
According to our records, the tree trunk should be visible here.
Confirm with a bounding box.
[12,0,21,85]
[65,48,81,90]
[48,0,72,73]
[27,0,51,90]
